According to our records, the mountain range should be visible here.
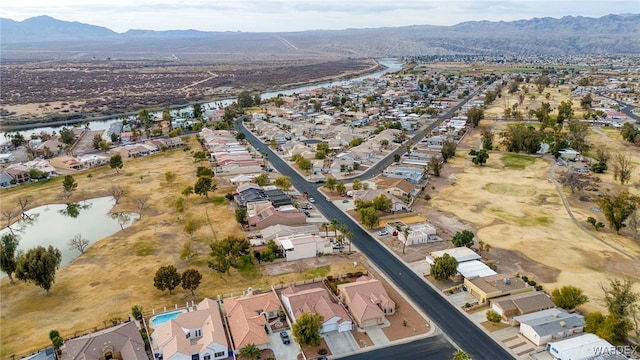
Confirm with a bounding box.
[1,14,639,58]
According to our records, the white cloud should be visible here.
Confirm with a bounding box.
[2,0,637,33]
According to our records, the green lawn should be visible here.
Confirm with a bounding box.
[500,153,538,170]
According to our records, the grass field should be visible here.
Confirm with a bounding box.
[426,132,640,315]
[0,135,356,358]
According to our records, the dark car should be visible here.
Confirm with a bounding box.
[280,331,291,344]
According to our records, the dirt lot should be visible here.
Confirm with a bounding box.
[0,58,380,129]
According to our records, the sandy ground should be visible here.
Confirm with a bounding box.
[409,124,640,315]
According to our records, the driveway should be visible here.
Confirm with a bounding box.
[324,330,359,356]
[363,326,390,346]
[268,330,302,360]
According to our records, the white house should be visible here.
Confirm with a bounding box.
[152,298,229,360]
[514,308,584,346]
[546,333,627,360]
[276,233,332,261]
[426,247,481,265]
[280,286,353,334]
[397,223,437,245]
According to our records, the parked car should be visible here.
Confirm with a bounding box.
[280,331,291,344]
[377,230,389,236]
[332,243,344,250]
[308,197,316,203]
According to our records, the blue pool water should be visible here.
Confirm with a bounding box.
[150,310,183,327]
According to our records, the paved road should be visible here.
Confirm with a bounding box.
[236,107,515,359]
[340,335,457,360]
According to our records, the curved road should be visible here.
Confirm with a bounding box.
[235,91,515,359]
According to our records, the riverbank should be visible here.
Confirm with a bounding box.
[0,58,390,133]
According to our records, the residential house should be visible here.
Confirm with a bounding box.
[490,292,556,319]
[456,260,498,279]
[280,285,353,333]
[464,274,532,304]
[382,166,424,184]
[352,189,409,212]
[0,171,14,187]
[5,168,30,184]
[546,333,627,360]
[426,247,481,265]
[337,276,395,328]
[247,205,307,230]
[259,224,319,242]
[514,308,585,346]
[0,153,14,163]
[276,233,332,261]
[374,177,420,200]
[153,298,229,360]
[62,321,147,360]
[223,291,281,350]
[397,223,437,245]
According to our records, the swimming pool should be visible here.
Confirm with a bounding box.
[149,310,186,328]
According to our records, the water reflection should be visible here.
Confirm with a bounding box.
[1,197,139,272]
[58,202,92,218]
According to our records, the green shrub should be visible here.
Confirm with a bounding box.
[486,310,502,323]
[318,349,328,355]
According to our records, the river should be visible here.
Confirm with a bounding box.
[2,59,403,141]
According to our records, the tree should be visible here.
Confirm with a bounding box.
[153,265,181,294]
[131,305,144,321]
[15,245,62,295]
[481,126,494,150]
[472,149,489,166]
[585,311,605,333]
[62,175,78,198]
[108,185,127,204]
[238,344,260,360]
[192,103,203,120]
[336,181,346,196]
[557,171,589,193]
[466,106,484,128]
[393,153,401,163]
[235,208,248,227]
[181,185,194,198]
[441,140,457,162]
[196,166,214,177]
[429,156,443,177]
[208,236,251,275]
[486,309,502,323]
[59,127,75,144]
[357,206,379,229]
[567,119,588,153]
[274,176,292,192]
[193,151,208,162]
[596,313,633,345]
[254,173,270,186]
[452,350,472,360]
[451,230,474,248]
[324,177,337,193]
[602,278,639,318]
[551,285,589,309]
[610,152,635,185]
[430,253,458,281]
[587,217,605,231]
[181,269,202,296]
[50,329,64,352]
[180,242,197,260]
[352,179,362,190]
[372,194,392,212]
[109,154,124,174]
[598,190,637,234]
[92,134,103,149]
[292,312,323,346]
[0,233,20,284]
[556,100,574,123]
[67,234,90,254]
[194,176,216,199]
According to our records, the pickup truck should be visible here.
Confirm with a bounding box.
[280,331,291,344]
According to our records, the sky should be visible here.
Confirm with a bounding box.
[2,0,639,33]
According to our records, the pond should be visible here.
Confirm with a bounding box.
[1,196,139,275]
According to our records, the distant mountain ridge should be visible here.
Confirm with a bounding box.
[1,14,639,56]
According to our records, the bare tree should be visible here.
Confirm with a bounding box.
[133,194,150,217]
[1,207,20,235]
[67,234,90,254]
[556,170,590,193]
[611,152,635,185]
[16,195,34,220]
[108,185,128,204]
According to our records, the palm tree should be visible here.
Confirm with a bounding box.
[344,230,353,252]
[320,222,330,238]
[402,227,410,254]
[238,343,260,360]
[330,219,339,240]
[452,349,472,360]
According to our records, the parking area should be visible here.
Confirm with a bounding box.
[323,330,359,356]
[268,330,302,360]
